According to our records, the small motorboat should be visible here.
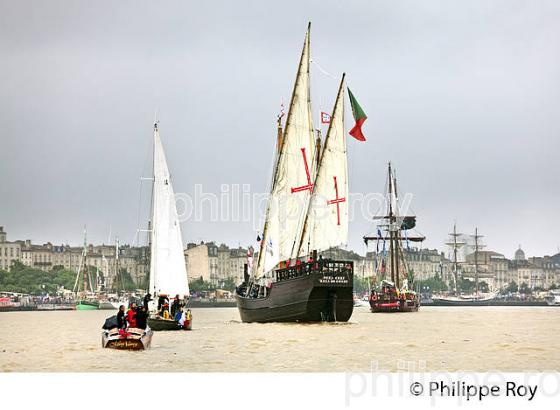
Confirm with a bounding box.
[101,315,153,350]
[102,327,153,350]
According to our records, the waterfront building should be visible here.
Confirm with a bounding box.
[0,227,22,271]
[185,241,219,284]
[0,226,148,288]
[363,247,450,284]
[186,241,248,286]
[405,248,450,282]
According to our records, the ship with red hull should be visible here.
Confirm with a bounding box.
[364,163,424,313]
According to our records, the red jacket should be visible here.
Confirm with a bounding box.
[126,309,137,328]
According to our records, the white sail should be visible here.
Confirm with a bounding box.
[256,24,316,277]
[298,75,348,256]
[149,123,189,299]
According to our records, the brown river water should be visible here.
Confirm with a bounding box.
[0,306,558,372]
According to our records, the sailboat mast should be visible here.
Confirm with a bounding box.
[392,168,400,289]
[453,224,459,294]
[446,222,465,295]
[276,115,283,155]
[115,236,120,292]
[148,121,157,294]
[82,228,89,294]
[474,227,479,296]
[315,129,322,169]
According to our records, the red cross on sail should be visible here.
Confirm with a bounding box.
[326,176,346,226]
[291,148,314,194]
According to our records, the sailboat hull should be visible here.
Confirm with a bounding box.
[76,300,99,310]
[147,316,191,331]
[102,327,153,350]
[235,261,354,323]
[430,295,497,306]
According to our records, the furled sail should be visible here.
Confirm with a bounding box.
[298,74,348,256]
[149,123,189,299]
[255,23,316,277]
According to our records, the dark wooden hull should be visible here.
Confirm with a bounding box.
[147,316,192,331]
[235,261,354,323]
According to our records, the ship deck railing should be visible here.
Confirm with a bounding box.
[236,260,353,299]
[275,260,353,283]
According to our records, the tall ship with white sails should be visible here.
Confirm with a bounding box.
[235,24,354,323]
[431,227,498,306]
[144,121,191,330]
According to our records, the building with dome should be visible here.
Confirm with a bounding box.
[514,246,526,261]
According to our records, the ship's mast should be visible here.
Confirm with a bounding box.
[276,115,283,157]
[469,228,485,296]
[387,162,396,285]
[392,166,401,288]
[453,225,459,291]
[114,236,120,293]
[474,227,480,295]
[363,163,425,288]
[446,223,465,295]
[148,121,156,294]
[82,228,89,295]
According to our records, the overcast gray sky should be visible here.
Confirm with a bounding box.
[1,0,559,258]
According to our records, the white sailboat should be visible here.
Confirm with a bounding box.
[102,120,188,349]
[146,121,191,331]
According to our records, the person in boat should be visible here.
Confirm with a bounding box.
[143,292,152,310]
[117,305,126,329]
[135,305,148,330]
[183,309,192,329]
[157,294,166,311]
[162,298,171,319]
[171,294,181,318]
[174,306,183,323]
[126,302,137,328]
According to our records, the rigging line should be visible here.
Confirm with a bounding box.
[310,58,339,81]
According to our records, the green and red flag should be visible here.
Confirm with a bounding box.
[348,88,367,141]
